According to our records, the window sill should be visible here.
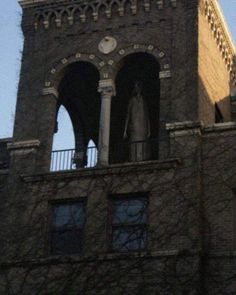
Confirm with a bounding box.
[7,249,233,268]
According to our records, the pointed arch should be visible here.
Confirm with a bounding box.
[50,61,100,170]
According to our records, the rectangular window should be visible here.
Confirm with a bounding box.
[215,103,224,123]
[50,201,86,255]
[233,193,236,250]
[111,194,148,252]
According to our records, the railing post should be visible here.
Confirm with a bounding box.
[97,79,116,166]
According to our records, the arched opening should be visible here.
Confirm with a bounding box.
[110,52,160,164]
[85,139,98,168]
[52,105,75,151]
[51,61,100,171]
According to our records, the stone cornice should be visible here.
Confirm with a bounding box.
[19,0,81,8]
[203,0,236,83]
[20,0,177,30]
[19,0,173,9]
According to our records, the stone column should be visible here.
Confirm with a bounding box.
[98,79,116,166]
[38,87,58,172]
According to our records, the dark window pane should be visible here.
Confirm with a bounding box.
[51,228,83,255]
[112,226,147,251]
[51,202,86,255]
[113,199,147,225]
[53,203,85,227]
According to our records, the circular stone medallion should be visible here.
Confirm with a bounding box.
[98,36,117,55]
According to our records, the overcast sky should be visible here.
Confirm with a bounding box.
[0,0,235,147]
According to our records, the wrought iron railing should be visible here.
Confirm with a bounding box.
[51,138,163,171]
[109,138,159,164]
[50,146,98,171]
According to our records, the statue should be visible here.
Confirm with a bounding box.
[123,81,151,162]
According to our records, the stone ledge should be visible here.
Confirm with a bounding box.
[7,140,40,156]
[205,250,236,257]
[2,249,199,268]
[7,139,40,151]
[203,122,236,134]
[166,121,236,136]
[166,121,203,137]
[0,137,12,143]
[19,0,71,8]
[166,121,203,132]
[22,158,181,183]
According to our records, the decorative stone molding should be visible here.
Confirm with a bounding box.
[42,87,58,98]
[98,79,116,97]
[159,70,171,79]
[203,122,236,134]
[112,43,169,78]
[203,0,236,83]
[98,36,117,55]
[166,121,203,137]
[7,140,40,155]
[44,52,102,88]
[19,0,179,30]
[44,43,169,87]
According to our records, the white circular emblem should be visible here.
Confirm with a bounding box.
[98,36,117,55]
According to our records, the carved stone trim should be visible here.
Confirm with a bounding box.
[98,36,117,55]
[203,0,236,83]
[7,140,40,155]
[166,121,203,137]
[26,0,178,30]
[112,44,169,79]
[98,79,116,97]
[159,70,171,79]
[203,122,236,134]
[45,52,102,88]
[42,87,58,98]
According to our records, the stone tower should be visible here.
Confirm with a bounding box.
[0,0,236,294]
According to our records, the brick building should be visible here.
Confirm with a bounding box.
[0,0,236,294]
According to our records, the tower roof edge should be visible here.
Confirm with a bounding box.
[210,0,235,54]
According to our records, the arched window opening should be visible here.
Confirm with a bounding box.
[85,139,98,168]
[51,61,100,171]
[51,105,75,171]
[52,105,75,151]
[110,53,160,164]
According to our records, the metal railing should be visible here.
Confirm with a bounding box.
[51,139,162,172]
[51,146,98,171]
[109,138,159,164]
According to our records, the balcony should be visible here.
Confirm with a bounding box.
[51,138,161,172]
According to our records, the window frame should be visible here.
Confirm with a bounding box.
[108,192,149,253]
[48,198,87,256]
[233,191,236,250]
[215,103,224,123]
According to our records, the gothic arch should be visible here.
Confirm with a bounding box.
[51,61,101,168]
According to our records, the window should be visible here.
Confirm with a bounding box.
[50,201,86,255]
[233,192,236,250]
[110,194,148,252]
[215,103,224,123]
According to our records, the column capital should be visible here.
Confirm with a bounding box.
[42,87,59,99]
[7,139,40,155]
[98,79,116,97]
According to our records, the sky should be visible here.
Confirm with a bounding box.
[0,0,235,149]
